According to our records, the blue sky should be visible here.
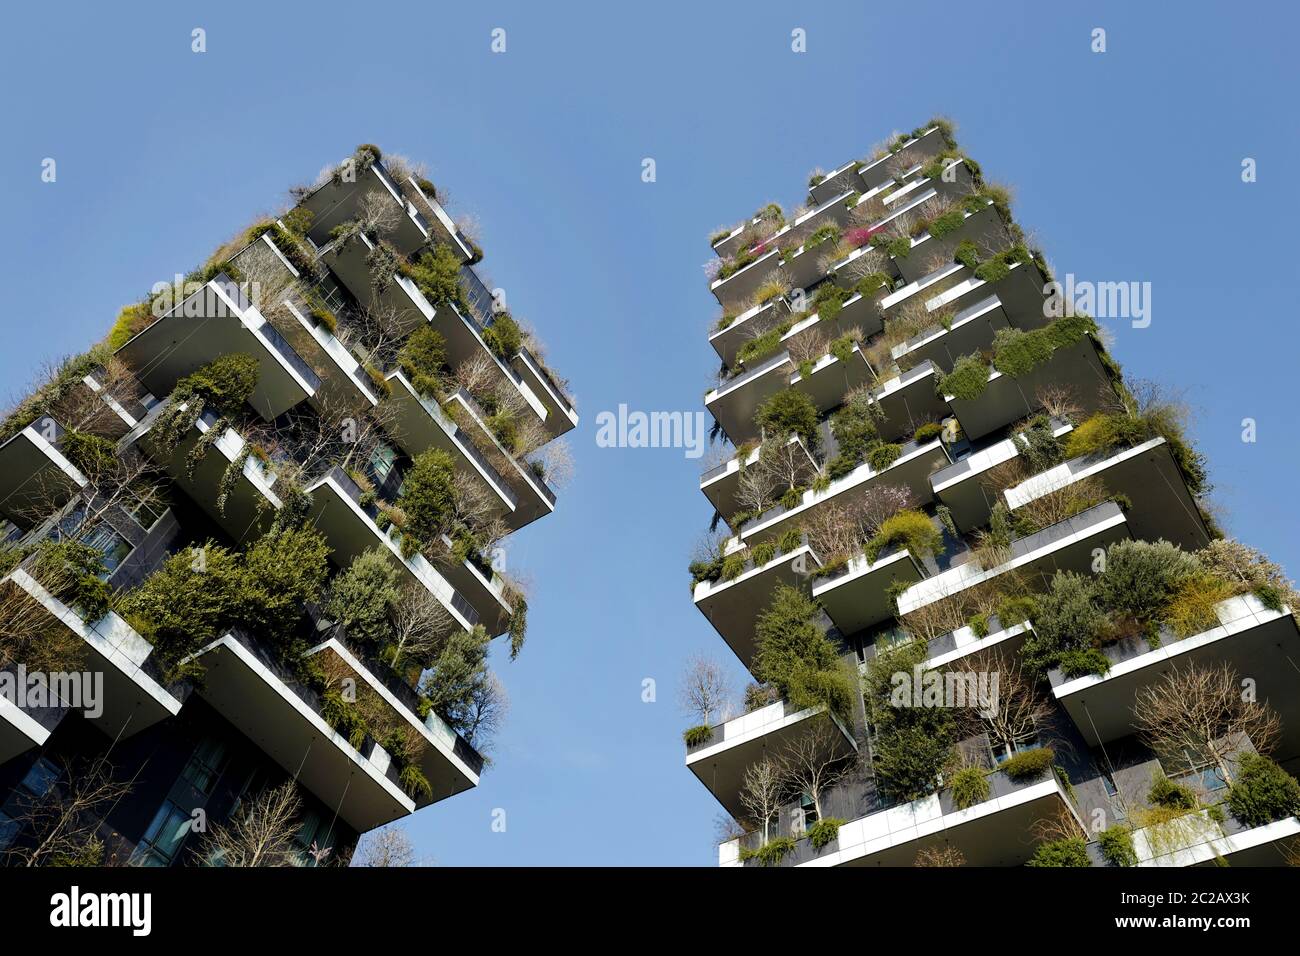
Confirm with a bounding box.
[1,1,1296,865]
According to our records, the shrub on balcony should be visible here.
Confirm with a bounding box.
[482,313,522,361]
[866,442,903,472]
[951,766,991,809]
[325,548,400,650]
[399,448,458,552]
[720,551,748,581]
[813,283,850,321]
[682,724,714,747]
[1163,573,1236,637]
[734,327,787,367]
[1148,773,1198,811]
[913,421,943,443]
[398,243,466,312]
[1097,825,1137,867]
[864,510,941,563]
[864,641,955,802]
[937,353,989,401]
[1020,571,1108,674]
[240,526,331,654]
[807,817,845,850]
[755,389,819,451]
[1098,540,1202,624]
[1026,837,1090,867]
[740,835,795,866]
[419,624,492,738]
[752,585,854,718]
[32,539,112,622]
[107,302,152,350]
[999,747,1055,782]
[854,272,891,300]
[58,431,117,477]
[398,326,449,397]
[184,353,260,410]
[995,595,1038,628]
[1225,753,1300,827]
[1058,647,1111,678]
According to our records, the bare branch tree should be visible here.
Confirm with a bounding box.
[957,648,1056,757]
[738,757,786,843]
[353,825,422,867]
[387,583,455,673]
[678,654,734,727]
[778,721,854,822]
[914,843,966,867]
[200,780,306,867]
[1,753,131,867]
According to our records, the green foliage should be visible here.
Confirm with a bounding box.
[752,585,854,718]
[1058,647,1111,678]
[179,353,260,412]
[813,283,849,321]
[33,539,112,621]
[1020,571,1108,674]
[107,302,152,350]
[827,393,880,479]
[937,353,990,401]
[399,449,458,550]
[721,551,748,581]
[1014,415,1065,473]
[734,327,787,366]
[992,314,1096,378]
[419,625,492,737]
[1225,753,1300,827]
[1065,410,1208,496]
[1026,837,1090,867]
[683,724,714,747]
[865,510,941,563]
[954,239,980,269]
[1098,540,1202,623]
[507,592,528,660]
[1148,773,1198,811]
[926,208,967,239]
[951,767,991,809]
[740,836,796,866]
[399,764,433,800]
[398,326,449,397]
[240,526,331,654]
[750,541,777,566]
[755,389,819,450]
[1000,747,1055,782]
[807,817,845,850]
[777,527,804,553]
[1098,825,1137,867]
[866,443,902,472]
[400,243,466,312]
[968,613,989,638]
[913,421,943,443]
[864,641,955,802]
[854,272,891,299]
[482,313,523,360]
[58,431,117,476]
[325,549,400,650]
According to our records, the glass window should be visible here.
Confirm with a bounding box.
[0,809,19,849]
[798,792,819,827]
[368,442,398,484]
[131,801,192,866]
[126,492,164,530]
[291,809,334,867]
[80,525,132,576]
[1176,765,1228,794]
[180,737,228,795]
[20,758,59,797]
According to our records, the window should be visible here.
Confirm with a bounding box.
[19,758,59,798]
[180,737,228,796]
[1175,764,1228,794]
[798,792,819,827]
[80,524,132,576]
[131,801,192,867]
[125,492,164,531]
[0,810,19,850]
[991,734,1042,765]
[290,809,335,867]
[368,442,398,485]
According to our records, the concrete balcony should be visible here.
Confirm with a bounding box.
[184,631,416,832]
[0,416,88,531]
[511,348,578,440]
[889,294,1010,372]
[882,157,974,211]
[897,501,1130,616]
[299,159,430,257]
[929,420,1074,533]
[403,178,476,262]
[444,388,555,531]
[694,541,821,670]
[921,620,1035,670]
[303,467,477,635]
[808,158,866,206]
[0,666,67,763]
[1050,595,1300,755]
[699,435,818,523]
[894,202,1007,285]
[131,402,280,546]
[709,246,782,312]
[945,337,1112,442]
[302,637,483,807]
[722,765,1079,867]
[749,190,856,267]
[384,371,517,524]
[115,276,320,422]
[709,298,790,368]
[2,567,182,740]
[868,360,949,442]
[855,126,951,192]
[280,301,380,414]
[1006,436,1211,551]
[686,699,857,819]
[812,546,927,636]
[925,259,1051,329]
[1132,814,1300,867]
[737,437,949,549]
[432,534,514,639]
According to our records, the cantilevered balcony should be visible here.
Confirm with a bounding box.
[925,259,1051,328]
[1132,815,1300,867]
[808,159,866,206]
[722,767,1079,867]
[748,190,856,267]
[304,467,477,634]
[2,567,182,740]
[1005,436,1210,551]
[0,667,67,763]
[1050,595,1300,759]
[302,637,483,806]
[894,202,1008,285]
[116,277,320,422]
[897,501,1130,616]
[0,416,88,530]
[700,435,818,522]
[738,437,949,549]
[299,160,430,257]
[881,157,974,211]
[709,248,783,312]
[945,337,1112,442]
[444,388,555,531]
[868,360,949,442]
[686,699,857,819]
[855,126,951,192]
[184,631,416,832]
[131,402,280,546]
[280,301,380,414]
[930,420,1074,532]
[694,541,822,669]
[403,178,476,262]
[812,546,927,636]
[922,620,1034,670]
[512,348,578,440]
[433,534,514,639]
[889,295,1011,373]
[384,371,517,524]
[705,344,874,447]
[709,298,791,368]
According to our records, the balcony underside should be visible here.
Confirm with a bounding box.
[301,163,427,257]
[0,421,87,530]
[871,364,948,441]
[813,549,925,636]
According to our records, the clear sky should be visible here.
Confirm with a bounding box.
[1,0,1296,865]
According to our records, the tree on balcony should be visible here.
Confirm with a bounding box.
[752,586,855,719]
[199,780,311,868]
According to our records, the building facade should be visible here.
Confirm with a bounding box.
[687,119,1300,867]
[0,144,576,866]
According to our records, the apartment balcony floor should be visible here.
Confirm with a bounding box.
[699,435,818,524]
